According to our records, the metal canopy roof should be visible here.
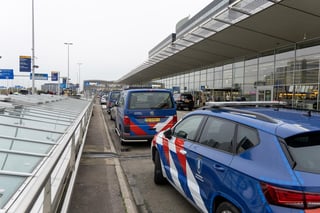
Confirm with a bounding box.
[0,95,91,210]
[118,0,320,84]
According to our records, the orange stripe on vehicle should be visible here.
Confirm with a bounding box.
[162,137,170,165]
[130,121,146,135]
[306,209,320,213]
[160,119,175,132]
[175,137,186,175]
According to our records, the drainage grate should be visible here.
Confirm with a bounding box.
[82,152,118,158]
[82,152,151,159]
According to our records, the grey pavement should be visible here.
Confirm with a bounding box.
[68,102,136,213]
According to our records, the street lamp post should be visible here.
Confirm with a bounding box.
[77,62,82,94]
[31,0,36,94]
[64,42,73,89]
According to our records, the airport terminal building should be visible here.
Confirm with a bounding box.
[118,0,320,110]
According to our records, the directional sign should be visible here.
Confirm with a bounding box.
[0,69,14,79]
[51,72,59,81]
[30,73,48,80]
[60,83,66,89]
[19,56,32,72]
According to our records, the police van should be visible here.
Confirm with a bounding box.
[115,88,177,143]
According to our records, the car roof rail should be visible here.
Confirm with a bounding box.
[202,101,286,123]
[205,101,287,108]
[222,107,278,123]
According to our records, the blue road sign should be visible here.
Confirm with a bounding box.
[20,56,32,72]
[51,72,58,81]
[60,83,66,89]
[0,69,14,79]
[30,73,48,80]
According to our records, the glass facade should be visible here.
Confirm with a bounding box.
[155,38,320,111]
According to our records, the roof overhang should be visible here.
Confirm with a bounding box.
[118,0,320,84]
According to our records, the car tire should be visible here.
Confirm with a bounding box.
[216,201,240,213]
[154,151,167,185]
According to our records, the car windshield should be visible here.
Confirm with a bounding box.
[284,131,320,173]
[129,92,173,109]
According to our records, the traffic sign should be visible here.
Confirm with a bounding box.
[51,72,59,81]
[30,73,48,80]
[0,69,14,79]
[19,56,32,72]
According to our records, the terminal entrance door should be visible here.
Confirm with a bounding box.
[256,86,273,101]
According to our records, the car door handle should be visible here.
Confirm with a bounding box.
[179,150,187,155]
[213,164,225,172]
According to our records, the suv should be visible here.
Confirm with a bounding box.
[151,101,320,213]
[115,88,177,143]
[173,93,194,111]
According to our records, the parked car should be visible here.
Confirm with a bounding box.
[151,101,320,213]
[173,93,194,111]
[100,94,108,105]
[115,88,177,144]
[106,90,121,114]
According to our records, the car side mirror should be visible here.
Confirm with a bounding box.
[164,128,172,139]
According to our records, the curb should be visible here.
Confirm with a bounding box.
[101,107,139,213]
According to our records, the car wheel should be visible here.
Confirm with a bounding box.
[154,151,166,185]
[216,201,240,213]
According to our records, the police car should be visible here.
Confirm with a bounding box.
[115,88,177,143]
[151,101,320,213]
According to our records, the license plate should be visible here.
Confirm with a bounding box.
[145,117,160,123]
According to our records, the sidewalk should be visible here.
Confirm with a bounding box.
[68,103,135,213]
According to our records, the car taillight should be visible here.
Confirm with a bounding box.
[173,115,177,124]
[124,116,130,126]
[261,182,320,209]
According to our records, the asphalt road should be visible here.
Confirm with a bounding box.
[105,108,198,213]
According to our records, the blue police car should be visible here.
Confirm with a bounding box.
[115,88,177,143]
[151,101,320,213]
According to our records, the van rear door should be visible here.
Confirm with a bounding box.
[127,90,177,137]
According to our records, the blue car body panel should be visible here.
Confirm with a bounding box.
[152,105,320,212]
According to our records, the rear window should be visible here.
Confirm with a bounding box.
[181,94,192,100]
[129,92,174,109]
[110,92,120,100]
[284,131,320,173]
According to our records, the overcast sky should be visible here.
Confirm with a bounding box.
[0,0,213,89]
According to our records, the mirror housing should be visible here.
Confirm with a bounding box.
[163,128,173,139]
